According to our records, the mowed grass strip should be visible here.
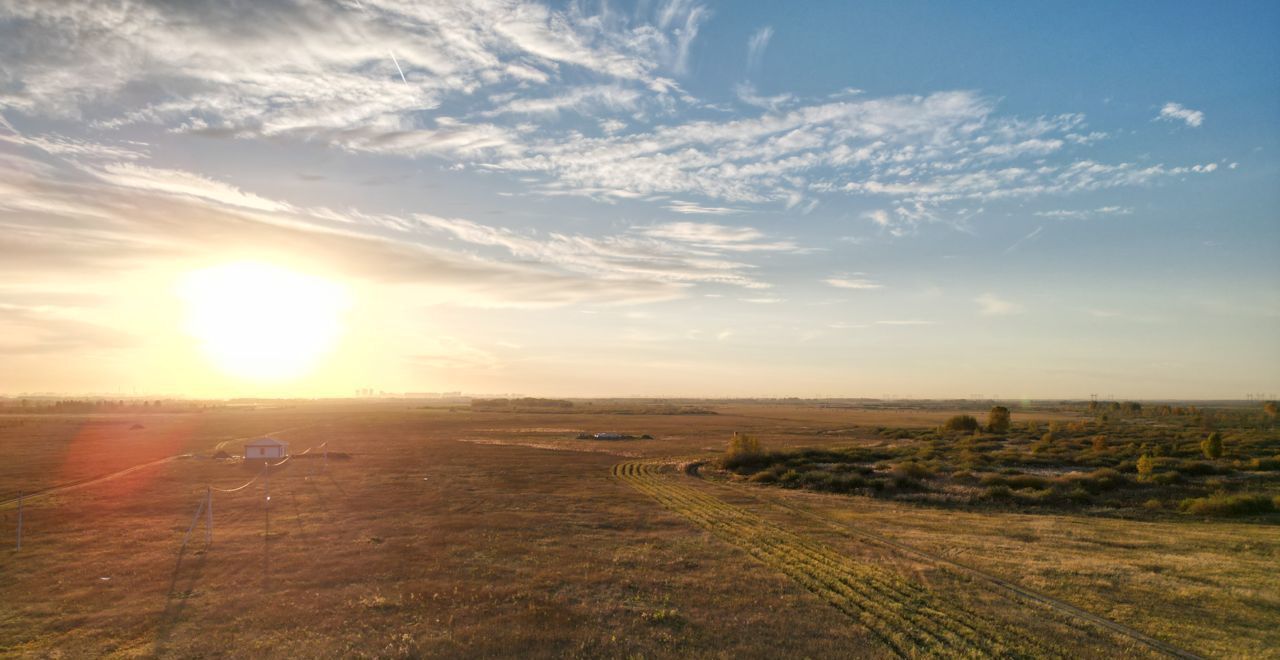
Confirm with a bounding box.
[613,460,1053,659]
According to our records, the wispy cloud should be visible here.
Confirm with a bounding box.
[663,201,744,215]
[1157,102,1204,128]
[640,221,802,252]
[825,276,882,290]
[746,26,774,70]
[975,293,1022,316]
[1034,206,1133,220]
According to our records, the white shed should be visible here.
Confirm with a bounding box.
[245,437,288,459]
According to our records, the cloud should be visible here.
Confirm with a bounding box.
[0,137,704,308]
[734,81,794,111]
[663,201,744,215]
[1157,102,1204,128]
[1033,206,1133,220]
[640,221,802,252]
[0,303,136,355]
[418,216,791,290]
[825,276,882,290]
[89,163,290,213]
[975,293,1022,316]
[0,0,708,145]
[746,26,774,70]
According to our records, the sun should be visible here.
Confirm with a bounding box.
[178,261,349,381]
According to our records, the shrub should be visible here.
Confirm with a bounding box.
[1091,435,1107,452]
[982,484,1013,500]
[722,432,766,470]
[987,406,1011,433]
[1247,456,1280,471]
[1180,492,1274,517]
[1066,468,1128,494]
[1136,454,1155,482]
[1143,498,1163,510]
[942,415,980,433]
[980,473,1049,490]
[892,461,934,479]
[1201,432,1223,460]
[1172,461,1217,476]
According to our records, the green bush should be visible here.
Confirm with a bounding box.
[942,415,980,432]
[987,406,1011,433]
[982,484,1013,500]
[722,433,768,470]
[1247,456,1280,471]
[980,473,1049,490]
[892,461,934,479]
[1201,432,1223,460]
[1136,454,1155,481]
[1180,492,1274,517]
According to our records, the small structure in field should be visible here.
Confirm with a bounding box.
[244,437,288,459]
[594,432,626,440]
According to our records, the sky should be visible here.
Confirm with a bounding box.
[0,0,1277,399]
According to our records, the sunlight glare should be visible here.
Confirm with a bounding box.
[179,262,349,381]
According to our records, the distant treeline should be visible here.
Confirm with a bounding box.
[0,399,209,414]
[471,397,574,411]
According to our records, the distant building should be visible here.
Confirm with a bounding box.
[245,437,288,459]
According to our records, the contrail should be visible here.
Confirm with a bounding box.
[388,51,407,84]
[350,0,407,85]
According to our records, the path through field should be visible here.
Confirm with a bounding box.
[613,459,1201,659]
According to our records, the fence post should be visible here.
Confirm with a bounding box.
[15,491,22,551]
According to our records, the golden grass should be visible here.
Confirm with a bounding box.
[0,402,1270,657]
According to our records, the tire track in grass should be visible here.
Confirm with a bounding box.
[613,460,1053,659]
[686,462,1202,660]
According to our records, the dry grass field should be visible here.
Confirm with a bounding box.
[1,401,1276,658]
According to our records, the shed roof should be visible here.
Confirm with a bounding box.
[246,437,288,447]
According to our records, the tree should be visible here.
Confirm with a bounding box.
[987,406,1011,434]
[1136,454,1155,482]
[942,415,979,433]
[1201,432,1223,460]
[727,432,762,459]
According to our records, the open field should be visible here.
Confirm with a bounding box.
[1,401,1277,658]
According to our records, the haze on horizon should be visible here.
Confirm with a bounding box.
[0,0,1277,400]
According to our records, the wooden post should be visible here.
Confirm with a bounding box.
[205,487,213,546]
[181,496,206,552]
[15,491,22,551]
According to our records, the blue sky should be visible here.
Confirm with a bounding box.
[0,0,1276,398]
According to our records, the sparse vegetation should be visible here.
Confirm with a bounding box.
[717,404,1279,518]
